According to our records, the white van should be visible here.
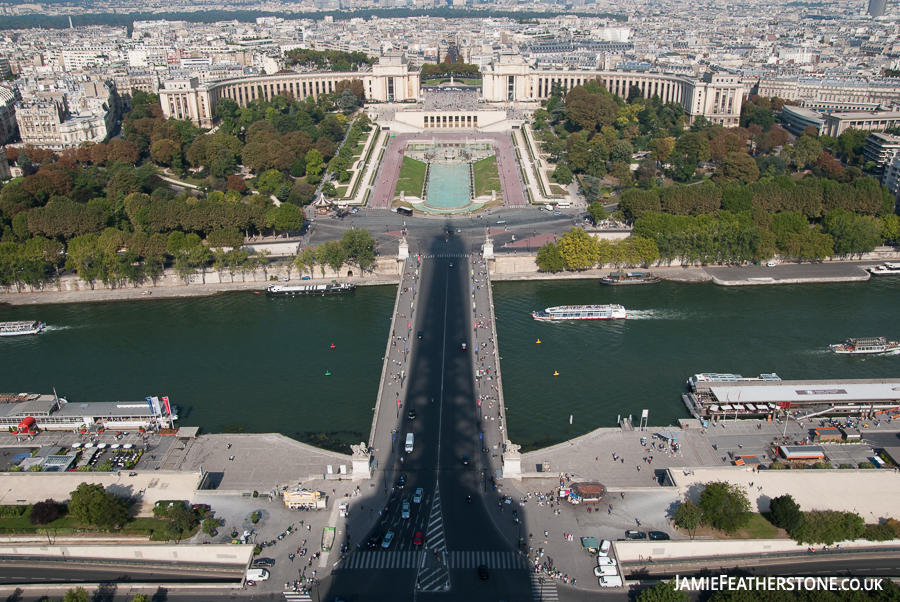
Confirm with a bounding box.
[405,433,414,453]
[246,568,269,582]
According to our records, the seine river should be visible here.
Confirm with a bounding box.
[2,276,899,452]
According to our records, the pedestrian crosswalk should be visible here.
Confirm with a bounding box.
[336,549,529,571]
[283,591,312,602]
[447,550,530,570]
[531,573,560,602]
[421,253,469,258]
[415,482,450,592]
[338,549,422,570]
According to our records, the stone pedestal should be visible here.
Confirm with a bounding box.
[482,235,494,260]
[400,191,406,204]
[398,237,409,261]
[502,441,522,479]
[491,190,496,202]
[351,443,372,479]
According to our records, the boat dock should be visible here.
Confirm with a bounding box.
[684,377,900,420]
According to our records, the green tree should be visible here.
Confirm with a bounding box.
[714,152,761,184]
[673,499,702,539]
[609,140,634,164]
[699,481,751,534]
[535,241,565,272]
[587,201,608,224]
[202,517,219,536]
[619,188,661,219]
[566,133,590,173]
[674,132,711,164]
[769,494,804,533]
[68,482,128,529]
[341,227,377,270]
[557,227,600,270]
[305,149,324,177]
[553,164,573,185]
[636,579,688,602]
[295,248,317,276]
[64,587,90,602]
[131,595,151,602]
[316,240,346,272]
[648,137,675,164]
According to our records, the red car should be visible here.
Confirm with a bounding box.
[413,531,423,546]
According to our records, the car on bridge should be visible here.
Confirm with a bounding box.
[461,343,467,350]
[418,330,423,339]
[413,531,423,546]
[478,565,489,580]
[413,488,423,503]
[408,409,416,419]
[461,454,469,465]
[397,474,406,489]
[402,502,410,519]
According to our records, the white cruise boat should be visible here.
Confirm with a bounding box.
[867,262,900,275]
[0,321,46,337]
[829,337,900,355]
[532,304,627,321]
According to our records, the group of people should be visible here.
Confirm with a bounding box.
[421,89,480,112]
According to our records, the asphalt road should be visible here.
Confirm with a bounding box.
[626,554,900,580]
[0,564,239,585]
[321,234,531,601]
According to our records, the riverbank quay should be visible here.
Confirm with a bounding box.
[707,261,879,285]
[0,270,401,306]
[489,417,900,595]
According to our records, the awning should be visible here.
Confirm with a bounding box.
[581,537,598,550]
[656,430,685,442]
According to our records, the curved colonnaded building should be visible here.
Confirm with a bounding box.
[159,52,744,130]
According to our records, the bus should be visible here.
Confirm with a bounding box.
[397,207,413,217]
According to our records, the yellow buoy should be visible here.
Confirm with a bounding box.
[536,339,541,344]
[553,371,559,376]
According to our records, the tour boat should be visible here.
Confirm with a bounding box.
[0,321,46,337]
[829,337,900,355]
[531,305,627,321]
[265,283,356,296]
[600,271,661,285]
[867,262,900,275]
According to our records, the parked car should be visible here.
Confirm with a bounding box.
[648,531,670,541]
[598,540,612,556]
[301,276,311,280]
[496,219,506,224]
[253,558,276,567]
[598,576,623,588]
[594,565,618,577]
[625,530,647,540]
[597,557,617,567]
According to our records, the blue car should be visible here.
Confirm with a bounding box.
[301,276,310,280]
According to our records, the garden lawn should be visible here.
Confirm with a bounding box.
[472,156,501,198]
[396,157,427,197]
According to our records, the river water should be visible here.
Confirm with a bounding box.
[0,289,396,452]
[493,277,900,451]
[2,277,899,452]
